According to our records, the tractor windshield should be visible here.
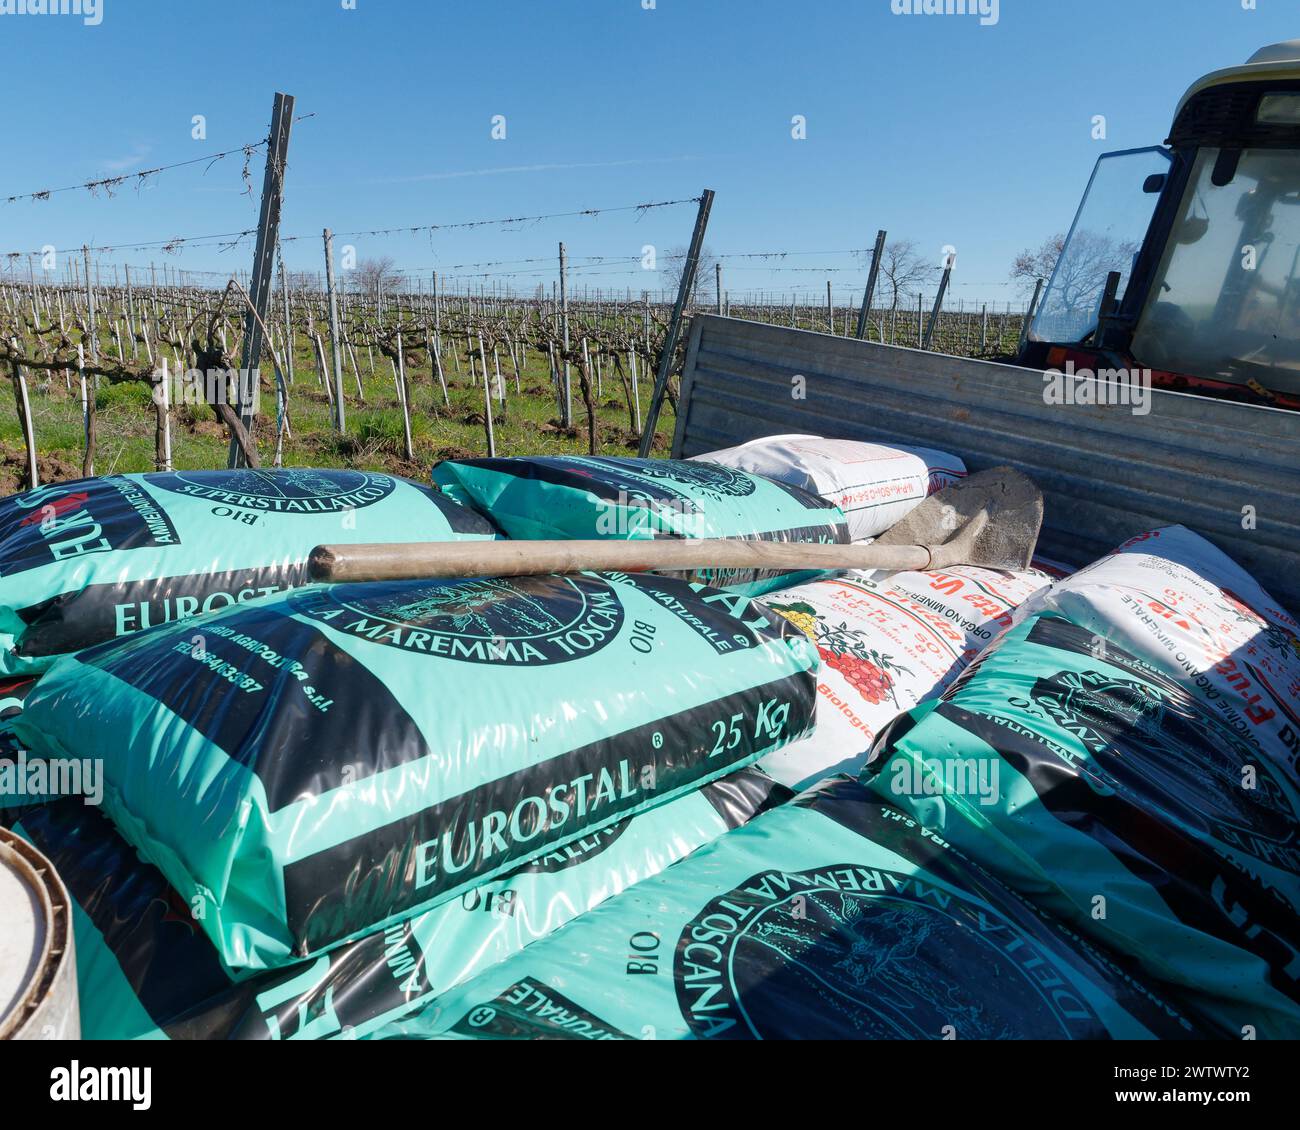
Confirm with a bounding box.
[1131,147,1300,391]
[1028,148,1170,345]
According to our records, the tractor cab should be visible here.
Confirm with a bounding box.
[1019,41,1300,409]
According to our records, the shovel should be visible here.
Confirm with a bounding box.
[308,466,1044,584]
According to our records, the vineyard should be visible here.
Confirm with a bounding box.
[0,269,1032,493]
[0,98,1032,491]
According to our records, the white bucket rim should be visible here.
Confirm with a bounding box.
[0,826,72,1040]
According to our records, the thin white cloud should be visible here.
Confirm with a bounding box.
[99,144,153,174]
[370,154,705,185]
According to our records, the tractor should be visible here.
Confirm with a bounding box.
[1016,41,1300,409]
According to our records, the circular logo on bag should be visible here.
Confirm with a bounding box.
[674,865,1100,1040]
[628,459,758,498]
[143,469,398,513]
[1030,669,1297,845]
[571,457,757,505]
[291,574,625,666]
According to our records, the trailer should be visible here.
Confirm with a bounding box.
[672,312,1300,613]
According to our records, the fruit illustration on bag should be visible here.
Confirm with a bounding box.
[1219,587,1300,660]
[769,602,820,641]
[768,602,912,707]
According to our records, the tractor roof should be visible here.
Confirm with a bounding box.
[1175,40,1300,121]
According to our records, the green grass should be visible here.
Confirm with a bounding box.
[2,300,1025,491]
[1,337,671,488]
[94,380,156,412]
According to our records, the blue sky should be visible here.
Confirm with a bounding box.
[0,0,1293,306]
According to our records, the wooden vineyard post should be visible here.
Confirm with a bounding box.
[433,271,442,357]
[639,189,714,457]
[313,331,334,414]
[547,341,560,415]
[630,350,642,433]
[855,229,886,341]
[125,264,138,360]
[428,327,450,407]
[82,246,97,362]
[8,338,39,489]
[323,228,348,432]
[575,337,597,456]
[346,336,365,401]
[26,256,37,321]
[480,340,497,458]
[478,336,502,421]
[923,252,954,351]
[230,91,294,468]
[492,344,505,410]
[156,356,173,472]
[558,242,572,427]
[78,343,94,478]
[279,255,295,386]
[396,332,414,462]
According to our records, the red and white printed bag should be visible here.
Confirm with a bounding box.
[692,434,966,543]
[759,565,1052,789]
[1017,525,1300,784]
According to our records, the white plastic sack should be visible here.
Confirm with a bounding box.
[1016,525,1300,784]
[760,565,1052,789]
[692,434,965,542]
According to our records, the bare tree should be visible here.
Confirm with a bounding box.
[1015,231,1140,323]
[659,244,718,306]
[1011,234,1067,298]
[867,239,933,314]
[351,256,402,295]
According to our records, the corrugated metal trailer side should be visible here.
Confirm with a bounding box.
[672,315,1300,614]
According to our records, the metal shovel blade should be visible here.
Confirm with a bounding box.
[874,465,1045,572]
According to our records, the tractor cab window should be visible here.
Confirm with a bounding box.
[1028,148,1170,345]
[1131,147,1300,386]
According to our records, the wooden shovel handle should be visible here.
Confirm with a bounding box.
[309,538,935,583]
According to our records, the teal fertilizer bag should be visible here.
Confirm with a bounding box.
[15,570,816,971]
[432,455,850,595]
[371,777,1205,1040]
[0,469,496,676]
[11,768,788,1039]
[865,611,1300,1039]
[0,721,42,823]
